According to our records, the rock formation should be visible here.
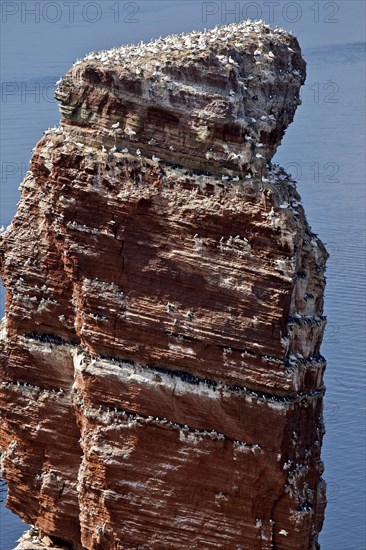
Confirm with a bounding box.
[0,20,328,550]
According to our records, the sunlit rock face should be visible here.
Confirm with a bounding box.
[0,20,327,550]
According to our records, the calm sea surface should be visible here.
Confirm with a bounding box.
[0,2,365,549]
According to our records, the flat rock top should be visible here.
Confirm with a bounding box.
[72,19,304,79]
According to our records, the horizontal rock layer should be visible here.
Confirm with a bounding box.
[0,20,327,550]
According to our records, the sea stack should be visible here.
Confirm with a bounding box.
[0,20,327,550]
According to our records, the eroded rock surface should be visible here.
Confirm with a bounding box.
[0,20,327,550]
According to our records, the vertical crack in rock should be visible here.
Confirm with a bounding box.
[0,21,327,550]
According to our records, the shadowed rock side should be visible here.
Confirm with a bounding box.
[0,20,327,550]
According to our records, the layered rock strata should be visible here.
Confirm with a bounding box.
[0,20,327,550]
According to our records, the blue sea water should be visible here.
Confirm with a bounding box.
[0,2,365,549]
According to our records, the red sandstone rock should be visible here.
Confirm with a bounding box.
[0,20,327,550]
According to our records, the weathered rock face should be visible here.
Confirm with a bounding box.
[0,20,327,550]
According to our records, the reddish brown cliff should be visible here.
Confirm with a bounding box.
[0,20,327,550]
